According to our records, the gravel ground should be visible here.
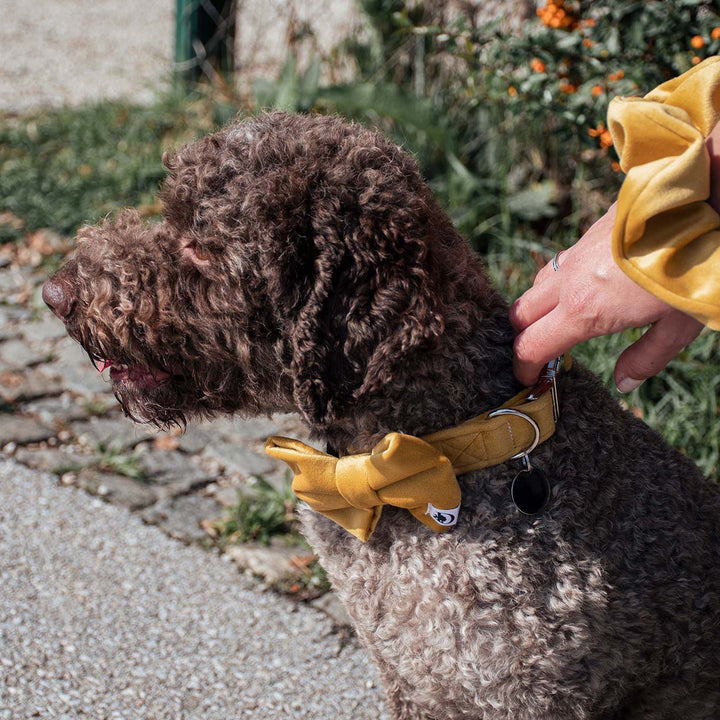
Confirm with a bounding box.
[0,458,387,719]
[0,0,173,113]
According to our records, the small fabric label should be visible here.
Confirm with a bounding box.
[425,503,461,527]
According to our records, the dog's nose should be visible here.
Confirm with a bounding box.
[42,278,75,320]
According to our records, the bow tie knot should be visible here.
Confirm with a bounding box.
[266,433,462,542]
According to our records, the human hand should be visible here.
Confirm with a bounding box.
[509,203,704,391]
[511,120,720,391]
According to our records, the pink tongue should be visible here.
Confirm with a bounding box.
[96,359,114,373]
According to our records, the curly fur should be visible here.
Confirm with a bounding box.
[45,112,720,719]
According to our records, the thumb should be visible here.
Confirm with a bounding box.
[614,311,703,393]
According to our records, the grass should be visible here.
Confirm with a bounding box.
[212,475,297,546]
[1,89,717,485]
[91,440,147,480]
[211,474,331,597]
[0,92,228,238]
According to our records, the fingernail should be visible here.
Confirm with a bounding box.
[616,377,643,393]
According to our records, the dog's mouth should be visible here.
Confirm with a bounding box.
[91,356,175,391]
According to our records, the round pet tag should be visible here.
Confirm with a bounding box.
[511,467,551,515]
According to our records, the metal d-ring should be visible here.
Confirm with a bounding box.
[486,408,540,460]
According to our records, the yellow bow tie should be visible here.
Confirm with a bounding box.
[266,358,566,541]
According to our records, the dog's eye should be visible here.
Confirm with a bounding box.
[193,244,211,262]
[182,240,212,266]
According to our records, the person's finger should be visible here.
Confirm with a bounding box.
[614,312,704,392]
[533,252,563,286]
[509,273,560,333]
[513,305,594,385]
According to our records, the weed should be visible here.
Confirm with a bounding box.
[91,440,147,480]
[213,474,297,546]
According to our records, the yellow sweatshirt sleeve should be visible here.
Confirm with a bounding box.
[608,56,720,329]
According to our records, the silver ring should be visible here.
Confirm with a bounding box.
[552,252,561,271]
[486,408,540,460]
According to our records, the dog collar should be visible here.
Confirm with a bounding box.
[266,356,570,542]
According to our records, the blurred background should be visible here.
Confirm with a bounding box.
[1,0,720,556]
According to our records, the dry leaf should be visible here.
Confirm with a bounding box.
[154,435,180,451]
[290,554,318,571]
[200,519,219,538]
[0,371,24,388]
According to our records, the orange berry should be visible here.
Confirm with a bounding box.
[611,161,621,172]
[712,28,720,40]
[608,69,625,82]
[530,58,547,73]
[592,85,603,97]
[560,82,577,94]
[581,18,596,28]
[583,38,593,48]
[692,55,702,65]
[599,129,613,148]
[691,35,704,49]
[508,86,518,97]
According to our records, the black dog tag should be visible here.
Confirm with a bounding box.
[511,466,550,515]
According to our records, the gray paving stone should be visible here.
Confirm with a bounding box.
[0,368,66,404]
[0,305,33,324]
[225,543,311,585]
[13,447,96,474]
[140,495,223,542]
[71,416,158,450]
[0,338,51,369]
[0,326,20,342]
[311,592,353,628]
[0,266,32,300]
[75,469,157,510]
[22,395,91,424]
[135,449,216,497]
[22,315,70,343]
[44,337,112,397]
[176,424,216,454]
[204,415,286,441]
[0,415,55,446]
[202,442,277,477]
[213,485,243,507]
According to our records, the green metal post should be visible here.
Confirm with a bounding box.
[174,0,235,86]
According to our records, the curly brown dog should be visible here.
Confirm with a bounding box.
[44,112,720,719]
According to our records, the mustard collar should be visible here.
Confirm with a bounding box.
[266,356,569,542]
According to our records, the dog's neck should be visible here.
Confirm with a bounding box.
[315,293,520,455]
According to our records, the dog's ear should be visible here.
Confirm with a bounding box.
[281,210,446,430]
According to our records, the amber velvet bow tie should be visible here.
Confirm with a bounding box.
[266,375,560,542]
[609,56,720,329]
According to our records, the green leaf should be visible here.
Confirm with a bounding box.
[506,181,559,221]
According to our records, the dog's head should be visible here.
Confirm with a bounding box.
[44,112,504,434]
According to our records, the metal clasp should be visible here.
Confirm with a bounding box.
[526,356,563,422]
